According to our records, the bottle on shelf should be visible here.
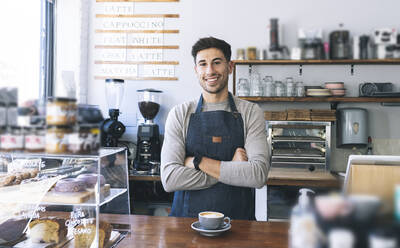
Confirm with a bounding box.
[367,136,373,155]
[249,67,263,96]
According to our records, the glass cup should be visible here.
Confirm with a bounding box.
[237,78,250,96]
[295,81,305,97]
[250,71,263,96]
[275,81,285,97]
[263,76,275,97]
[285,77,295,97]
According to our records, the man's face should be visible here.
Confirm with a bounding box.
[194,48,233,95]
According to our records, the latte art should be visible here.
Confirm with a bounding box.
[199,212,223,218]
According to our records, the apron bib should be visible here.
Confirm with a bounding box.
[170,93,255,220]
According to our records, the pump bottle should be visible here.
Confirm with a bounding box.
[289,188,321,248]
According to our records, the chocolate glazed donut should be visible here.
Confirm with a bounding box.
[54,178,87,192]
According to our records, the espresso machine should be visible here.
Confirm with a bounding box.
[101,78,126,147]
[298,28,325,60]
[134,89,162,174]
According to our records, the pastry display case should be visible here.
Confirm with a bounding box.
[267,121,331,172]
[0,147,130,247]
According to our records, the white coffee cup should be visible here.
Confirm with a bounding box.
[198,211,230,230]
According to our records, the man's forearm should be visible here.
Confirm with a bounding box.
[161,161,218,192]
[196,157,221,179]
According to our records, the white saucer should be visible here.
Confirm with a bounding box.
[191,221,231,237]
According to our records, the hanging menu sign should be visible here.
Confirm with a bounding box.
[94,0,179,81]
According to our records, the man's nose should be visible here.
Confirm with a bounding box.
[205,64,215,74]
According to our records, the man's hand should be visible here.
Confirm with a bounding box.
[232,148,248,162]
[184,156,195,168]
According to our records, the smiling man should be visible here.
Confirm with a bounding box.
[161,37,269,220]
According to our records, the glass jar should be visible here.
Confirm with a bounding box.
[68,126,88,154]
[46,97,77,125]
[247,47,257,60]
[275,81,285,97]
[237,78,250,96]
[263,76,275,97]
[6,102,18,127]
[295,81,305,97]
[236,48,245,60]
[45,125,72,154]
[0,102,6,127]
[285,77,295,97]
[11,126,24,151]
[25,127,45,153]
[89,124,100,155]
[0,126,24,151]
[250,71,263,96]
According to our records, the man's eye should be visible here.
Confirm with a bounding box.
[199,63,206,67]
[214,61,221,65]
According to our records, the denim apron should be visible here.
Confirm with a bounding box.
[170,93,255,220]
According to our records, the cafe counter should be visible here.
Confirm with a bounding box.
[112,214,288,248]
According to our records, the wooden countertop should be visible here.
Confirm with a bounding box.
[115,215,288,248]
[267,167,342,188]
[129,168,343,188]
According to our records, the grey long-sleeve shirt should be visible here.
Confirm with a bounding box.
[160,94,270,192]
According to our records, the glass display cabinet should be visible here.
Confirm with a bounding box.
[0,147,129,247]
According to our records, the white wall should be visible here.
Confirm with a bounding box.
[83,0,400,171]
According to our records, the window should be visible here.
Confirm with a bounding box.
[0,0,53,104]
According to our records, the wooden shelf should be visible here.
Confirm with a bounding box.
[129,174,161,181]
[238,96,400,103]
[232,59,400,107]
[233,59,400,65]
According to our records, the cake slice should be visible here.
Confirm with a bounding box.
[29,218,67,244]
[74,220,111,248]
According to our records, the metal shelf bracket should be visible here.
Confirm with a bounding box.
[330,102,339,110]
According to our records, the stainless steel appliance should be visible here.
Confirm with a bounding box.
[373,28,397,59]
[134,89,162,174]
[359,35,370,59]
[337,108,368,148]
[329,30,351,59]
[298,28,325,60]
[267,121,331,172]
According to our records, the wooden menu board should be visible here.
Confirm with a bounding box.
[94,0,179,81]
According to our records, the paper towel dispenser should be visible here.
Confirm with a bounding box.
[337,108,368,148]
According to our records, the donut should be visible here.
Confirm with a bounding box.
[0,175,16,187]
[54,178,87,193]
[76,174,105,188]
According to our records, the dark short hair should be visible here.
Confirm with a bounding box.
[191,37,231,63]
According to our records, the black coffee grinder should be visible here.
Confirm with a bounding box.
[134,89,162,173]
[101,79,126,147]
[268,18,289,59]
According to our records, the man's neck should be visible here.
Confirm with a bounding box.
[202,90,229,103]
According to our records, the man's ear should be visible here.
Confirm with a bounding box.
[228,61,234,74]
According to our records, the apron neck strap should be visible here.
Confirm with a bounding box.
[195,92,238,113]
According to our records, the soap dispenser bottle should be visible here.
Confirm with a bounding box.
[289,188,321,248]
